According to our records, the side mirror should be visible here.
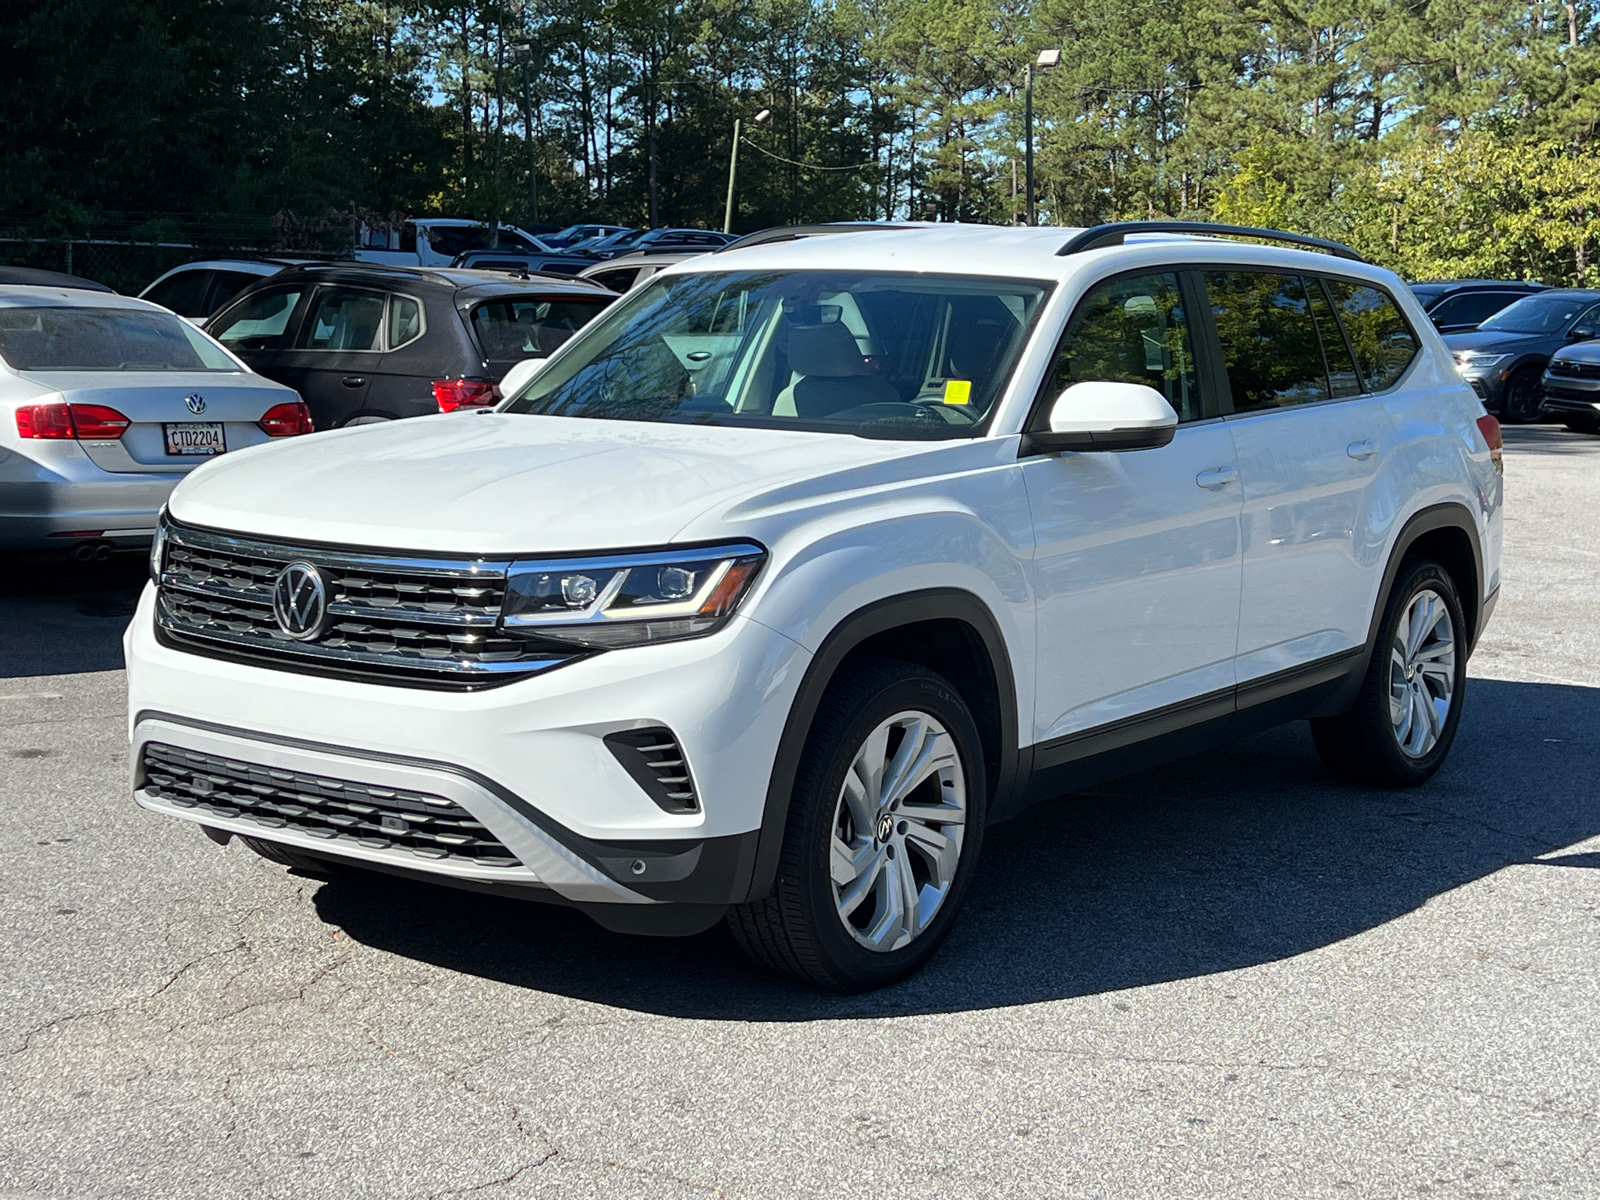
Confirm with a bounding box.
[1569,325,1597,342]
[497,357,545,399]
[1022,381,1179,454]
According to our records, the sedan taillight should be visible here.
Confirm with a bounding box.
[15,402,130,439]
[432,378,500,412]
[258,401,315,437]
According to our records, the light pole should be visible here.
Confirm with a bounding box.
[724,109,771,234]
[1025,48,1060,226]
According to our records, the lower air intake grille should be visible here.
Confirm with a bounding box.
[140,742,520,868]
[604,727,699,814]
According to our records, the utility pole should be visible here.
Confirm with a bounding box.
[1025,49,1061,226]
[723,109,769,235]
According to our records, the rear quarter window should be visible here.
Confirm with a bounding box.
[1323,278,1419,392]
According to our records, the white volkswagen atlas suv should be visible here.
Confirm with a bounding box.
[126,221,1503,991]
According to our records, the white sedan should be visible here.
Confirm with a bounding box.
[0,285,312,557]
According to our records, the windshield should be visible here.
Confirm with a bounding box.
[502,270,1050,440]
[1479,293,1598,334]
[0,306,240,371]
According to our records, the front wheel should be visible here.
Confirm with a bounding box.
[1311,560,1467,787]
[1500,368,1544,424]
[727,660,986,991]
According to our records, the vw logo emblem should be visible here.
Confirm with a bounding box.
[876,811,895,843]
[184,393,206,414]
[271,562,328,641]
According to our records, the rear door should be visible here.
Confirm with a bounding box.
[272,285,385,428]
[360,290,449,420]
[1205,269,1420,695]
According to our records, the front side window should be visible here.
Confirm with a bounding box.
[1046,271,1200,421]
[503,270,1050,440]
[0,306,238,371]
[1324,279,1419,392]
[471,296,611,360]
[295,287,385,351]
[1206,271,1330,411]
[209,287,304,351]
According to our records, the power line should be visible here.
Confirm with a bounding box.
[738,136,876,173]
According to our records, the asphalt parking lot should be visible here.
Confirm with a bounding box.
[2,426,1597,1199]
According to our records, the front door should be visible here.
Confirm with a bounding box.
[1022,270,1243,763]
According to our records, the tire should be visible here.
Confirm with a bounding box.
[1311,560,1468,788]
[1499,367,1544,424]
[241,836,351,876]
[727,659,987,992]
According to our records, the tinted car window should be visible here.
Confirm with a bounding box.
[589,268,641,292]
[426,226,538,258]
[1324,279,1419,391]
[1307,280,1361,398]
[388,295,423,349]
[205,271,261,316]
[1047,271,1200,421]
[1430,291,1521,328]
[296,287,385,351]
[471,296,611,359]
[143,270,213,318]
[207,287,304,351]
[0,306,236,371]
[1205,271,1329,411]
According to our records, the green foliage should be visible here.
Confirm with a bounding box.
[3,0,1599,278]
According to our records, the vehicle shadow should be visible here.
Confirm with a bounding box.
[314,676,1600,1019]
[1503,425,1600,454]
[0,555,147,678]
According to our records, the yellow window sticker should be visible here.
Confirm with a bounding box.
[943,379,972,406]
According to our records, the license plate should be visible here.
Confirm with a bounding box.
[163,422,226,456]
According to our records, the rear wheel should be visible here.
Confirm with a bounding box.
[1500,367,1544,423]
[1311,560,1467,787]
[727,660,986,992]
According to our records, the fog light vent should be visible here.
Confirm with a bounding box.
[605,727,700,814]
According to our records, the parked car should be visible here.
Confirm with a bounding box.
[450,249,595,277]
[542,224,633,249]
[1443,289,1600,422]
[567,227,647,256]
[0,286,309,556]
[130,220,1500,991]
[580,228,737,260]
[354,219,552,268]
[576,250,702,292]
[204,265,614,429]
[1540,342,1600,433]
[140,258,311,320]
[0,266,114,293]
[1409,279,1546,334]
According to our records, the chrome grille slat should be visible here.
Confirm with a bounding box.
[155,522,572,688]
[141,742,521,867]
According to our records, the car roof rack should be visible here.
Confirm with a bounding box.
[717,223,915,253]
[1057,221,1368,263]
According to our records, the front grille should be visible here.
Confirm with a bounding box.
[1546,359,1600,379]
[604,727,700,814]
[155,521,573,688]
[140,742,520,868]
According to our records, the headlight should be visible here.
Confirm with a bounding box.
[500,542,766,648]
[149,509,168,585]
[1453,352,1509,373]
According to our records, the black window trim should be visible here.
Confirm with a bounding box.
[294,283,390,354]
[1024,264,1224,436]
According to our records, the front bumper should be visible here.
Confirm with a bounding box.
[125,583,809,914]
[1541,375,1600,420]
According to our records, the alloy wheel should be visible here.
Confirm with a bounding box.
[1388,588,1457,758]
[829,710,967,952]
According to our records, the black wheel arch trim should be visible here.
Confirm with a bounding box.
[130,709,758,905]
[1363,501,1487,658]
[747,588,1021,903]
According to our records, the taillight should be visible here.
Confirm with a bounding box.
[15,403,75,439]
[432,378,500,412]
[1475,413,1503,474]
[258,401,315,437]
[14,402,129,439]
[67,403,131,439]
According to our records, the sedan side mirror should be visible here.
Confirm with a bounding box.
[1569,325,1597,342]
[1022,381,1179,454]
[497,357,546,399]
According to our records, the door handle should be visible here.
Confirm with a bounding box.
[1195,466,1238,490]
[1347,440,1377,460]
[342,376,366,388]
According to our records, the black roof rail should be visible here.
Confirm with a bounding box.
[1057,221,1368,263]
[286,261,462,287]
[717,223,915,253]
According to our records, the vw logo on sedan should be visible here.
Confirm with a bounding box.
[271,562,328,641]
[184,393,206,414]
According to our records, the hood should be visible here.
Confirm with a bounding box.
[167,411,957,555]
[1441,329,1548,355]
[1551,338,1600,366]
